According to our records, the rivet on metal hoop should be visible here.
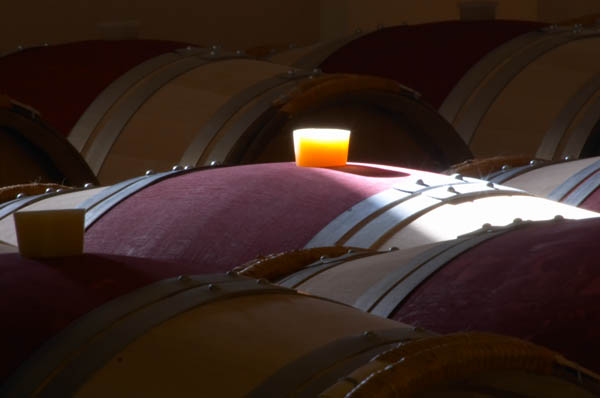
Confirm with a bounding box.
[450,173,463,180]
[447,186,458,193]
[145,169,155,176]
[486,182,494,188]
[529,160,537,165]
[45,188,55,193]
[172,165,183,171]
[177,275,191,282]
[501,165,510,171]
[16,193,26,199]
[257,278,268,285]
[362,330,375,337]
[563,155,571,161]
[388,247,398,252]
[83,183,94,189]
[513,218,523,224]
[208,283,217,291]
[482,223,492,230]
[416,179,427,186]
[183,165,193,170]
[554,215,564,221]
[209,160,221,167]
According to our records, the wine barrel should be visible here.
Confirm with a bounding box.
[448,155,600,211]
[0,96,97,187]
[238,216,600,374]
[263,20,600,160]
[1,253,599,397]
[0,163,596,269]
[0,40,470,184]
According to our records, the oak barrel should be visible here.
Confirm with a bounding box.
[0,40,470,184]
[1,252,599,397]
[0,162,596,269]
[448,155,600,211]
[263,20,600,160]
[239,217,600,373]
[0,96,97,187]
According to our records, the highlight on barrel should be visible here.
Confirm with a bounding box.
[0,40,471,185]
[1,252,599,397]
[0,162,597,272]
[447,155,600,211]
[236,216,600,374]
[260,20,600,161]
[0,95,97,187]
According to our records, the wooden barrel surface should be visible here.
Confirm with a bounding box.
[0,40,186,136]
[0,96,97,187]
[265,21,600,161]
[240,217,600,374]
[0,40,471,185]
[448,155,600,211]
[0,163,596,269]
[1,253,599,397]
[267,20,544,109]
[0,252,414,396]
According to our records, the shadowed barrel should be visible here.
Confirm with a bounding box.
[0,96,97,187]
[1,252,599,397]
[261,20,600,160]
[237,217,600,374]
[0,40,470,184]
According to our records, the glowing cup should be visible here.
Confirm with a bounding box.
[293,128,350,167]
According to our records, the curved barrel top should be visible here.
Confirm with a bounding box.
[392,216,600,373]
[85,162,416,270]
[0,40,187,135]
[319,20,545,109]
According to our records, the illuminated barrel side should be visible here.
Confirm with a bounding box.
[0,96,97,187]
[0,41,470,185]
[0,163,596,269]
[237,217,600,373]
[2,253,599,397]
[262,20,600,160]
[448,155,600,211]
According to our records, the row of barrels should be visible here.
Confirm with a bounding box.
[3,254,599,397]
[1,162,600,396]
[2,19,600,188]
[3,19,600,396]
[0,39,468,186]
